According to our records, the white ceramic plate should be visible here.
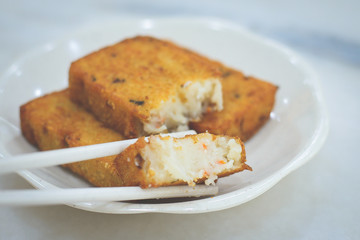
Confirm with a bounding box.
[0,17,328,214]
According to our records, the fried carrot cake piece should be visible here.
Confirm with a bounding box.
[69,36,223,138]
[114,132,251,188]
[20,89,126,187]
[190,66,278,141]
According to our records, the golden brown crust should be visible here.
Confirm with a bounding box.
[113,137,150,187]
[69,36,222,138]
[190,66,278,141]
[20,89,126,187]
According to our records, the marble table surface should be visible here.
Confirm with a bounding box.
[0,0,359,239]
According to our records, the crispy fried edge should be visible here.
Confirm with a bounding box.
[190,68,278,141]
[19,90,125,187]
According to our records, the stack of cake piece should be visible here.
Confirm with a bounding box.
[20,36,277,188]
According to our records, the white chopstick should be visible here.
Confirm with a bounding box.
[0,185,218,206]
[0,130,219,205]
[0,130,196,175]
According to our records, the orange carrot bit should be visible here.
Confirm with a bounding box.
[217,160,226,165]
[202,143,207,150]
[203,170,209,177]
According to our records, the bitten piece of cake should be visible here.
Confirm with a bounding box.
[114,133,251,188]
[69,36,223,138]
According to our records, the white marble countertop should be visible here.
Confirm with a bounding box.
[1,0,359,239]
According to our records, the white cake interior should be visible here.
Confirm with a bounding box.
[143,79,223,134]
[140,133,243,186]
